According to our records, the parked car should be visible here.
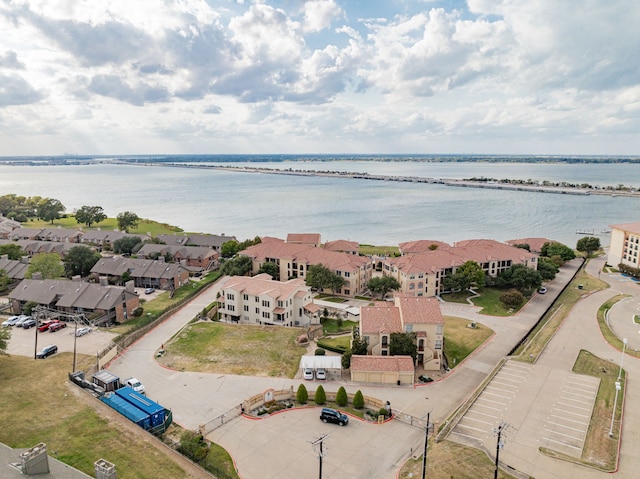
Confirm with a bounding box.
[38,320,58,332]
[144,288,155,294]
[303,368,314,380]
[49,322,67,332]
[125,377,145,394]
[36,344,58,359]
[320,408,348,426]
[316,368,327,380]
[14,315,31,327]
[76,326,91,337]
[2,316,20,327]
[538,287,547,294]
[418,374,434,383]
[21,318,36,329]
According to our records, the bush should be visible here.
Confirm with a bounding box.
[353,390,364,409]
[315,348,326,356]
[379,407,389,417]
[499,289,525,309]
[314,385,326,405]
[296,384,308,404]
[177,431,209,462]
[132,307,144,317]
[336,386,348,407]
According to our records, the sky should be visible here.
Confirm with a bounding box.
[0,0,639,156]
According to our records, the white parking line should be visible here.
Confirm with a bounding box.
[556,401,592,411]
[544,428,583,441]
[542,437,582,450]
[549,414,589,426]
[490,380,519,389]
[457,423,488,433]
[476,397,509,406]
[551,407,590,419]
[547,421,587,433]
[467,410,499,419]
[462,416,494,426]
[474,403,504,412]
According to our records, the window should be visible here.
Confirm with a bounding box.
[436,324,443,335]
[381,335,388,347]
[344,272,350,277]
[227,305,235,311]
[255,296,259,302]
[262,300,270,307]
[381,350,388,356]
[226,293,234,300]
[418,273,424,278]
[255,308,260,314]
[278,300,283,307]
[405,324,413,333]
[243,305,249,312]
[435,339,442,349]
[243,294,248,300]
[409,283,415,290]
[262,311,270,319]
[364,336,370,344]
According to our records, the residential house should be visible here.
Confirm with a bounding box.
[8,278,139,323]
[0,239,85,257]
[136,244,218,270]
[240,240,373,297]
[80,229,149,250]
[7,227,42,240]
[90,257,189,290]
[218,273,318,327]
[350,355,415,385]
[157,233,236,253]
[286,233,321,247]
[35,227,82,243]
[607,223,640,269]
[0,215,20,238]
[359,293,444,370]
[384,238,538,297]
[505,237,554,254]
[0,254,28,285]
[324,239,359,255]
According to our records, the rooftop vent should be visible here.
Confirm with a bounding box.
[95,458,117,479]
[19,442,50,475]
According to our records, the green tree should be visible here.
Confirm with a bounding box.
[389,332,417,361]
[221,240,241,258]
[26,253,65,279]
[75,205,107,227]
[220,256,253,276]
[305,264,345,292]
[177,431,209,462]
[442,272,470,292]
[113,236,142,255]
[496,264,542,292]
[336,386,348,407]
[499,290,525,309]
[63,245,102,277]
[352,333,369,355]
[537,257,559,281]
[352,390,364,409]
[257,262,280,280]
[0,327,10,355]
[367,276,401,299]
[37,198,65,223]
[541,241,576,261]
[456,261,485,288]
[314,385,326,405]
[513,243,531,251]
[296,383,308,404]
[576,236,601,258]
[341,350,353,369]
[116,211,140,232]
[0,243,24,260]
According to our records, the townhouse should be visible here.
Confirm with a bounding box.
[136,243,218,270]
[9,278,139,323]
[218,273,319,327]
[359,293,444,371]
[239,239,373,297]
[90,257,189,290]
[80,229,149,250]
[157,233,236,253]
[607,222,640,269]
[384,239,538,297]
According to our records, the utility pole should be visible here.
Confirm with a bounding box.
[421,412,431,479]
[493,422,508,479]
[310,434,329,479]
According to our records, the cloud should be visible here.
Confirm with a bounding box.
[301,0,343,33]
[0,74,41,106]
[0,50,25,69]
[88,75,169,105]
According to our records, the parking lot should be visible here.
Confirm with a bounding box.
[3,315,117,359]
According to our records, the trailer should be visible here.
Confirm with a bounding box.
[100,392,152,430]
[92,369,121,392]
[115,386,166,427]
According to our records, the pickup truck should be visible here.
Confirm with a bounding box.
[125,377,145,394]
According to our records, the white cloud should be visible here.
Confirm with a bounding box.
[301,0,342,33]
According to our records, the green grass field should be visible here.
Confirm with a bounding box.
[443,315,494,367]
[24,215,184,236]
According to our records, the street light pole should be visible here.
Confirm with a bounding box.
[609,381,622,437]
[618,338,627,381]
[421,412,430,479]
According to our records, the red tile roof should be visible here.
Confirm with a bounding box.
[361,304,402,334]
[351,355,415,372]
[610,223,640,235]
[395,294,443,324]
[398,239,451,254]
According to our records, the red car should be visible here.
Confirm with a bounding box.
[38,320,59,332]
[49,322,67,332]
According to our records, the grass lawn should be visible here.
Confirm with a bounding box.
[399,439,518,479]
[24,216,184,236]
[317,335,351,351]
[471,287,524,316]
[440,291,473,304]
[158,322,306,377]
[358,244,400,256]
[597,295,640,360]
[540,350,623,471]
[0,354,200,479]
[321,318,357,334]
[513,268,609,361]
[443,316,494,368]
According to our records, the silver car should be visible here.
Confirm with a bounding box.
[76,327,91,337]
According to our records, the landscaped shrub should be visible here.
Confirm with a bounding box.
[315,348,326,355]
[379,407,389,418]
[499,289,525,309]
[132,307,144,317]
[314,385,326,405]
[336,386,348,407]
[296,384,308,404]
[177,431,209,462]
[353,390,364,409]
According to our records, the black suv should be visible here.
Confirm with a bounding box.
[320,408,348,426]
[36,345,58,359]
